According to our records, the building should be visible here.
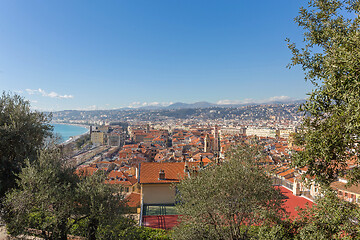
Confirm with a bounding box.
[246,127,277,138]
[91,130,105,146]
[138,162,188,229]
[108,131,126,147]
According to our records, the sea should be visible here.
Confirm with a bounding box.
[52,123,89,143]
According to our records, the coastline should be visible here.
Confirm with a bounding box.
[51,121,90,129]
[61,130,90,146]
[52,123,90,145]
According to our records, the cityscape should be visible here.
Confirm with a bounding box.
[52,99,356,231]
[1,0,360,239]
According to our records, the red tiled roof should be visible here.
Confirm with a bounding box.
[105,170,138,185]
[75,167,98,176]
[194,157,212,163]
[276,186,313,219]
[139,162,186,184]
[331,181,360,194]
[125,193,141,208]
[279,169,295,177]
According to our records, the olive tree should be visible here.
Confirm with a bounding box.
[3,148,78,240]
[295,190,360,239]
[3,147,129,240]
[172,145,287,240]
[287,1,360,238]
[74,171,127,240]
[287,0,360,185]
[0,92,53,196]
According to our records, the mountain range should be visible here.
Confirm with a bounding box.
[135,99,305,110]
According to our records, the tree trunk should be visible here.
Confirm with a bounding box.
[88,217,99,240]
[59,219,68,240]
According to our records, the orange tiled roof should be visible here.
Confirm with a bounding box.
[331,181,360,194]
[106,171,137,186]
[139,162,186,184]
[194,157,212,163]
[278,169,295,178]
[125,193,141,208]
[75,167,98,176]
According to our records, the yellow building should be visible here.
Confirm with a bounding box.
[91,130,105,145]
[139,162,185,205]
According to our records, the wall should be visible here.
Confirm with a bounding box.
[142,183,176,205]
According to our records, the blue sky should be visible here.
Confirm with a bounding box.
[0,0,312,111]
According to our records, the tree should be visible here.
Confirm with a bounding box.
[172,145,287,240]
[74,171,127,240]
[0,92,53,196]
[287,1,360,238]
[2,147,129,240]
[287,0,360,185]
[3,148,78,240]
[295,190,360,239]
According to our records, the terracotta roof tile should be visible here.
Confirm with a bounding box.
[331,181,360,194]
[125,193,141,208]
[75,167,98,176]
[139,162,186,184]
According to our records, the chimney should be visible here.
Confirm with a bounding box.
[184,161,189,173]
[159,169,165,180]
[200,156,204,169]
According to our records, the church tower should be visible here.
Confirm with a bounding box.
[213,125,219,152]
[204,134,211,153]
[213,125,220,160]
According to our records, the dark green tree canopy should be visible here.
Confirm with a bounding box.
[172,145,286,240]
[3,147,129,240]
[0,92,53,196]
[288,0,360,185]
[3,148,78,240]
[295,190,360,239]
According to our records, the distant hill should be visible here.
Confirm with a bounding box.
[52,99,305,113]
[166,101,217,109]
[51,100,304,123]
[158,99,305,110]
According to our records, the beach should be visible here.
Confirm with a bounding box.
[52,123,89,144]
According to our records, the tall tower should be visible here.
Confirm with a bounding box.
[204,134,211,153]
[213,125,220,161]
[213,125,220,152]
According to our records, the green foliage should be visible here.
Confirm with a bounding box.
[0,92,53,196]
[75,134,91,149]
[256,224,295,240]
[74,171,126,240]
[172,144,286,240]
[100,226,171,240]
[286,2,360,239]
[2,147,130,240]
[294,189,360,239]
[287,0,360,185]
[3,148,78,240]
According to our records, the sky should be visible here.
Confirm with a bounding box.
[0,0,313,111]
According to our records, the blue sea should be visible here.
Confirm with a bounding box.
[52,123,89,143]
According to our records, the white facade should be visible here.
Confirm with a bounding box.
[246,127,276,138]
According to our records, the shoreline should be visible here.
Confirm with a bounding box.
[52,123,90,145]
[51,122,90,129]
[61,130,90,146]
